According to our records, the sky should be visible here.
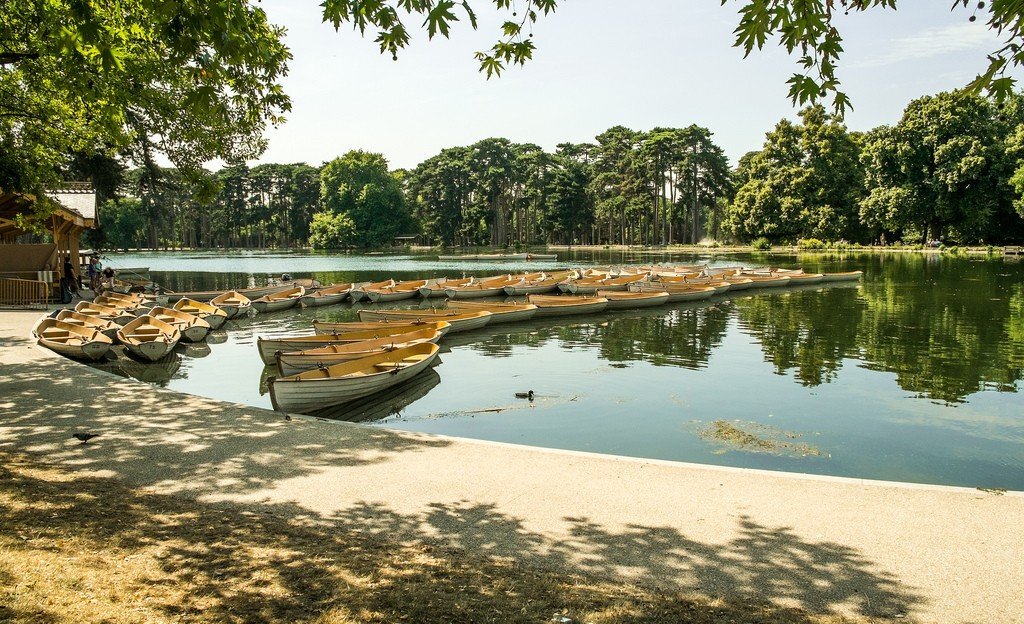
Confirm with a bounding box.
[248,0,1017,170]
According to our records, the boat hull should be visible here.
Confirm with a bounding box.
[252,297,300,313]
[269,350,440,413]
[299,292,348,307]
[821,271,864,282]
[601,292,671,310]
[530,299,609,317]
[357,310,492,333]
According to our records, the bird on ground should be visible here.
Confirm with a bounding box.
[514,390,535,400]
[284,414,291,421]
[72,433,99,444]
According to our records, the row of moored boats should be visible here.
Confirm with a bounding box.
[34,264,862,415]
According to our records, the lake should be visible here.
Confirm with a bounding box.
[92,249,1024,490]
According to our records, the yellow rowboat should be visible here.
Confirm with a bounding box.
[671,277,732,295]
[628,282,717,302]
[595,289,671,309]
[269,343,441,414]
[172,297,229,330]
[33,317,113,360]
[94,294,146,312]
[54,309,120,339]
[299,283,354,307]
[251,286,305,313]
[733,274,792,288]
[821,271,864,282]
[357,309,492,333]
[147,306,211,342]
[165,284,292,303]
[349,279,395,302]
[443,275,522,299]
[365,280,429,303]
[210,290,252,318]
[445,300,539,324]
[785,273,825,285]
[559,273,646,294]
[74,300,136,325]
[720,276,754,291]
[502,271,572,296]
[116,314,181,362]
[527,294,609,317]
[258,322,451,364]
[312,320,451,335]
[275,327,443,376]
[99,290,165,306]
[418,277,474,298]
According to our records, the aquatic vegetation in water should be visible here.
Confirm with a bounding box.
[698,420,824,458]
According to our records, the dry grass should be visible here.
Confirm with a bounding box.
[0,453,872,624]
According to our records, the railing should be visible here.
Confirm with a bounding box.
[0,277,50,309]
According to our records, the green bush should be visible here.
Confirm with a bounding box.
[797,238,826,250]
[751,237,771,250]
[308,211,356,250]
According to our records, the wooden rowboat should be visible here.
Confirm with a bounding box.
[258,322,451,364]
[502,271,572,296]
[785,273,825,285]
[357,309,492,333]
[672,277,732,295]
[628,282,717,303]
[117,315,181,362]
[821,271,864,282]
[559,273,646,294]
[269,343,441,413]
[443,274,521,299]
[33,317,113,361]
[251,286,305,313]
[74,300,136,325]
[148,306,211,342]
[721,276,754,291]
[299,283,353,307]
[418,277,474,298]
[165,284,292,303]
[275,327,444,376]
[445,300,539,324]
[734,274,792,288]
[55,309,120,339]
[94,294,146,312]
[527,295,609,317]
[210,290,252,318]
[595,289,671,309]
[312,320,450,336]
[365,280,428,303]
[172,298,229,329]
[349,279,395,302]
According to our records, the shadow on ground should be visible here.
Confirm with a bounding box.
[0,457,921,623]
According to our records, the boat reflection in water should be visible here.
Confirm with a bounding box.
[309,366,443,423]
[93,350,183,386]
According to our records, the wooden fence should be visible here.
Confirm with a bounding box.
[0,277,50,309]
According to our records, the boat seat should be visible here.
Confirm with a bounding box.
[41,328,71,338]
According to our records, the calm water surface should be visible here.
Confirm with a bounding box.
[94,250,1024,489]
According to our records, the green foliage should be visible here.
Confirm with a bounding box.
[751,236,771,250]
[99,197,147,250]
[859,91,1014,244]
[308,211,356,249]
[320,151,411,247]
[0,0,291,195]
[797,238,826,250]
[726,107,863,243]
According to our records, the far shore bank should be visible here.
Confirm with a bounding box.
[94,244,1018,257]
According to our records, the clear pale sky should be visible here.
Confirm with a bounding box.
[251,0,1015,169]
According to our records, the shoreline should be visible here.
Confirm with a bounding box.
[3,308,1023,622]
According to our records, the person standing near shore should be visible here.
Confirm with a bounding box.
[62,256,79,297]
[87,254,101,291]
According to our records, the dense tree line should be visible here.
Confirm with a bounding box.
[90,90,1024,250]
[732,94,1024,245]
